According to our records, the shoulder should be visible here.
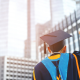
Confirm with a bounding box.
[35,62,43,70]
[34,58,50,74]
[72,51,80,79]
[73,51,80,66]
[34,60,46,71]
[69,53,75,59]
[72,51,80,63]
[73,51,80,57]
[68,52,80,70]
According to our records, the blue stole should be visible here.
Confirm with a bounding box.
[41,53,69,80]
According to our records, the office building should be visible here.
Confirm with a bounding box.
[25,0,51,59]
[50,0,76,26]
[0,0,27,57]
[24,0,35,58]
[0,0,9,56]
[0,56,38,80]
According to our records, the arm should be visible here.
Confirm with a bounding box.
[32,63,43,80]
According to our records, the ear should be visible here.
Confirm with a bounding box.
[63,46,66,53]
[48,47,51,53]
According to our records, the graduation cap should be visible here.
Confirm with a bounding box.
[40,30,72,53]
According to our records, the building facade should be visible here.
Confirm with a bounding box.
[0,56,38,80]
[0,0,27,57]
[50,0,76,27]
[0,0,9,56]
[24,0,35,58]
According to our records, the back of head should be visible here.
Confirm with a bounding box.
[49,40,65,52]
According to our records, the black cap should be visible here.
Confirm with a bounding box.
[40,30,72,53]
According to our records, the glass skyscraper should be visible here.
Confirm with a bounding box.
[51,0,76,27]
[0,0,27,57]
[0,0,9,56]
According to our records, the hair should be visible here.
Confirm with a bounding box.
[49,40,65,52]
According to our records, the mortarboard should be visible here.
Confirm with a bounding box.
[40,30,72,53]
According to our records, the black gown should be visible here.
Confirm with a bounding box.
[32,51,80,80]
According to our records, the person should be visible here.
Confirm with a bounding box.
[32,30,80,80]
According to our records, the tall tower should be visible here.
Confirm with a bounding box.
[0,0,9,55]
[24,0,35,58]
[50,0,76,27]
[0,0,27,57]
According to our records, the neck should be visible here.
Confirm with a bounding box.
[54,52,60,53]
[51,52,61,54]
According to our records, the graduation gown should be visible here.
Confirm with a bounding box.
[32,51,80,80]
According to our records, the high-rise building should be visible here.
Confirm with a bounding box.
[0,0,27,57]
[0,0,9,55]
[50,0,76,27]
[0,56,38,80]
[24,0,51,59]
[24,0,35,58]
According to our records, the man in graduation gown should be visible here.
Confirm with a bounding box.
[32,30,80,80]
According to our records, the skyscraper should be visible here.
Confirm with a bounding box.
[50,0,76,27]
[24,0,35,58]
[0,0,27,57]
[0,0,9,55]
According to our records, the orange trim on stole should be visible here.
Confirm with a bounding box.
[48,54,61,60]
[73,54,80,79]
[56,74,62,80]
[33,70,36,80]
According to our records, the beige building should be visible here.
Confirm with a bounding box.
[0,56,38,80]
